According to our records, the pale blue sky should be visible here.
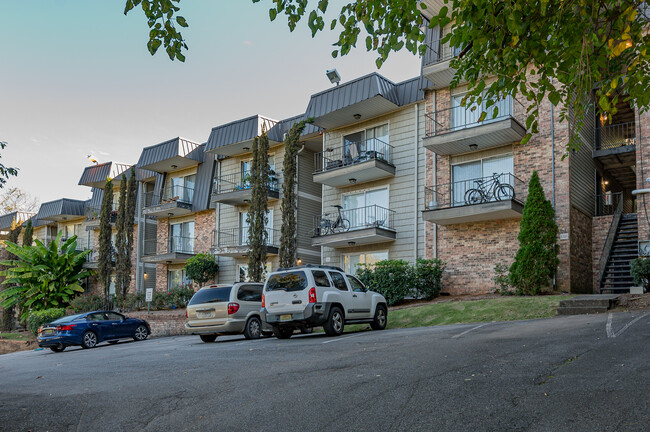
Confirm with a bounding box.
[0,0,421,204]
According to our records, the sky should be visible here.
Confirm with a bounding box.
[0,0,421,206]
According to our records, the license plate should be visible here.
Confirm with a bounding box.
[280,314,292,322]
[41,329,55,336]
[197,312,212,319]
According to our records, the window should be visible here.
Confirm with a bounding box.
[328,272,349,291]
[105,312,124,321]
[342,124,389,164]
[168,268,191,291]
[238,264,272,282]
[188,286,232,305]
[312,270,331,287]
[342,188,389,229]
[169,174,196,203]
[348,276,366,293]
[266,271,307,292]
[451,94,513,130]
[241,157,275,188]
[239,210,273,245]
[343,251,389,275]
[88,313,105,322]
[237,284,263,302]
[452,154,514,206]
[170,221,194,253]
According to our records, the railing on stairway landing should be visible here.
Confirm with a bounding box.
[597,197,623,293]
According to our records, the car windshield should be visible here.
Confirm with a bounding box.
[266,271,307,292]
[50,314,85,324]
[188,286,232,305]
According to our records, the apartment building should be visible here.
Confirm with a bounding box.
[206,114,322,282]
[418,2,650,294]
[137,138,215,292]
[305,73,427,273]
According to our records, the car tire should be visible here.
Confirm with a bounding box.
[81,331,98,349]
[370,305,387,330]
[273,326,293,339]
[200,334,217,343]
[50,345,65,353]
[133,325,149,341]
[323,306,344,336]
[244,317,262,340]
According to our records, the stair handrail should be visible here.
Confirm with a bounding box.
[597,198,624,292]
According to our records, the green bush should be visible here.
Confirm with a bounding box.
[114,293,144,311]
[630,257,650,292]
[168,286,194,308]
[69,294,105,313]
[151,292,170,310]
[184,253,218,286]
[28,308,66,336]
[493,263,515,295]
[357,259,414,306]
[413,258,446,300]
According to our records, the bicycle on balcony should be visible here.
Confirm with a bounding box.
[464,173,515,205]
[318,205,351,235]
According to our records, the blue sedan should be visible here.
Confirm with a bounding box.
[37,311,151,353]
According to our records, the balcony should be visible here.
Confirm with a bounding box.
[311,205,396,248]
[137,137,202,173]
[313,139,395,188]
[593,122,637,190]
[142,185,194,218]
[422,39,459,89]
[141,236,196,263]
[423,97,526,155]
[212,228,280,257]
[85,204,118,228]
[422,173,526,225]
[211,171,280,206]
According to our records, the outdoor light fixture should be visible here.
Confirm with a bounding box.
[469,144,478,151]
[243,147,250,151]
[353,113,361,120]
[326,69,341,85]
[171,164,178,169]
[348,241,356,247]
[349,178,357,184]
[297,258,303,265]
[144,272,148,279]
[168,213,174,217]
[604,180,609,185]
[244,199,250,204]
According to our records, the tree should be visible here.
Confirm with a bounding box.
[279,120,308,268]
[98,179,115,300]
[184,253,219,286]
[1,222,22,331]
[0,233,89,320]
[509,171,559,295]
[0,187,39,215]
[114,174,129,298]
[22,220,33,247]
[125,1,650,148]
[124,169,138,293]
[247,133,271,282]
[0,142,18,189]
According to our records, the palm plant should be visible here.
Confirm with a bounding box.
[0,232,91,320]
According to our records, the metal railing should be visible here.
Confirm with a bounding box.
[143,235,196,256]
[212,227,280,248]
[425,96,525,137]
[423,38,462,66]
[312,205,396,236]
[597,196,623,291]
[314,138,394,173]
[424,173,526,210]
[595,192,628,216]
[212,171,280,195]
[143,185,195,208]
[85,204,118,222]
[595,121,636,151]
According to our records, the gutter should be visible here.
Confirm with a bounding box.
[414,103,419,262]
[632,188,650,195]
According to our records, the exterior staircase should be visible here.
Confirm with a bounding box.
[600,214,638,294]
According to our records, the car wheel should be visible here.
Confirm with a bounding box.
[133,325,149,341]
[81,331,98,349]
[323,306,344,336]
[273,326,293,339]
[371,305,387,330]
[200,334,217,343]
[108,340,119,345]
[244,317,262,340]
[50,345,65,353]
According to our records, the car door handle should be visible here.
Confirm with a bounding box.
[352,294,358,298]
[112,323,119,325]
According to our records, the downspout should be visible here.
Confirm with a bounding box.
[550,88,557,291]
[215,159,221,283]
[136,181,143,294]
[320,132,325,265]
[414,103,419,262]
[296,144,305,264]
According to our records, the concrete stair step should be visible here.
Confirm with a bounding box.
[556,306,610,315]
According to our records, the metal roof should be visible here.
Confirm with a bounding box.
[137,137,203,173]
[267,114,322,142]
[78,162,135,188]
[205,115,279,155]
[192,144,216,212]
[36,198,86,221]
[0,211,36,230]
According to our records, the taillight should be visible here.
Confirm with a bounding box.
[228,302,240,314]
[261,294,265,308]
[308,287,317,303]
[185,309,188,318]
[57,324,76,332]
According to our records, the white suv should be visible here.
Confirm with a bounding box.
[260,265,388,339]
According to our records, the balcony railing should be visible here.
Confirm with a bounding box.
[85,204,118,223]
[212,171,280,195]
[212,227,280,248]
[595,122,636,151]
[424,173,526,210]
[142,235,196,256]
[425,96,524,138]
[313,205,396,236]
[595,192,636,215]
[315,138,394,173]
[423,38,461,66]
[143,185,194,208]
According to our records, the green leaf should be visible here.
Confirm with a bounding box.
[176,16,188,27]
[269,8,277,21]
[147,39,162,55]
[548,92,561,106]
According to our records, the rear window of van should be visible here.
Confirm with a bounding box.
[188,286,232,305]
[266,271,308,292]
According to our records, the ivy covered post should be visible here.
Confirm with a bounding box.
[98,178,114,302]
[247,132,271,282]
[1,222,22,331]
[509,171,559,295]
[124,168,137,292]
[279,120,308,268]
[115,174,128,298]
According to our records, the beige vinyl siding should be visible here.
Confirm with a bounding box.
[298,150,321,196]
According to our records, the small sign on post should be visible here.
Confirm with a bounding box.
[145,288,153,314]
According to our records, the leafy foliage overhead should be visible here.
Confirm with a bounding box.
[0,142,19,189]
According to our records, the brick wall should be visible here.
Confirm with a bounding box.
[592,215,615,293]
[636,110,650,244]
[128,310,187,337]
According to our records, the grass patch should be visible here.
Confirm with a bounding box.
[0,332,29,341]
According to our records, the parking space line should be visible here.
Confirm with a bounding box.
[452,323,489,339]
[322,332,369,344]
[606,314,615,338]
[614,312,650,338]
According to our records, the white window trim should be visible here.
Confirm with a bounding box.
[340,122,391,148]
[340,185,391,207]
[341,250,390,273]
[451,153,514,183]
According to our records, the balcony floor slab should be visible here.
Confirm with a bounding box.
[212,245,279,258]
[313,159,395,188]
[142,201,193,218]
[422,199,523,225]
[141,252,195,264]
[311,227,396,248]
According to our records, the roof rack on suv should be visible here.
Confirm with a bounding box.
[276,264,345,272]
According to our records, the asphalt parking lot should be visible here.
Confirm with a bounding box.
[1,310,649,431]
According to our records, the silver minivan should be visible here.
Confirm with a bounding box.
[185,283,271,342]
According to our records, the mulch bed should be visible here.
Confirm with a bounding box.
[616,293,650,310]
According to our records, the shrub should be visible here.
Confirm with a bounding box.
[69,294,105,313]
[413,258,445,300]
[630,257,650,292]
[151,292,170,310]
[114,293,144,312]
[357,259,414,306]
[184,253,219,286]
[493,263,515,295]
[28,308,65,336]
[168,285,194,308]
